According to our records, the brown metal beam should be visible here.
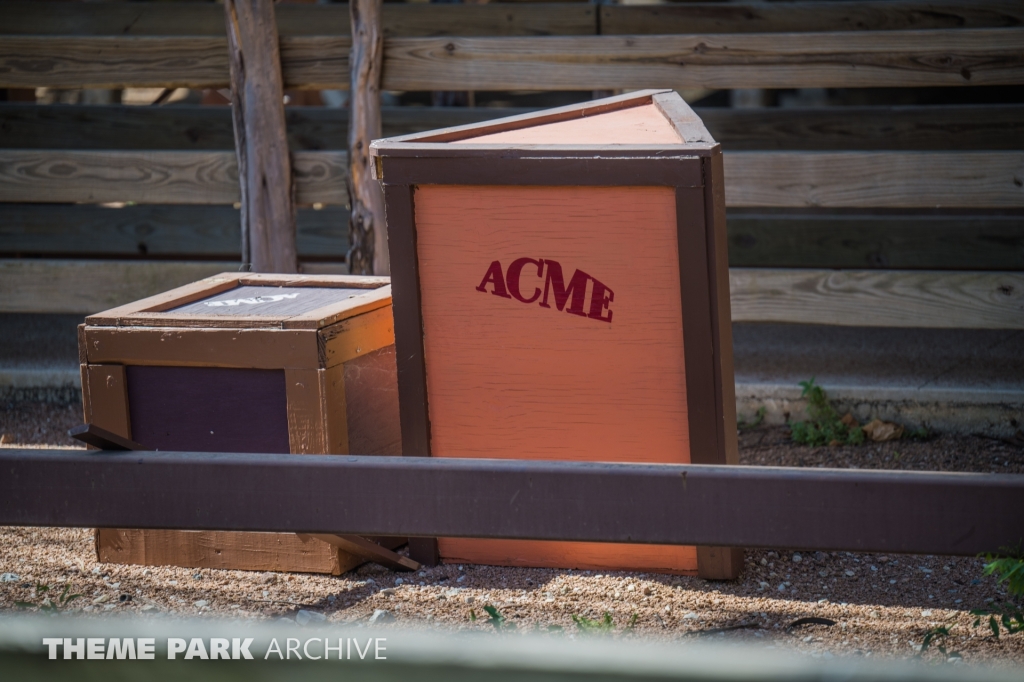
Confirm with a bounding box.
[1,449,1021,557]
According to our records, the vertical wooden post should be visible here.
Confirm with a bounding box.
[225,0,298,273]
[348,0,388,275]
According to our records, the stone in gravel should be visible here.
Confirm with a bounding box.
[380,588,396,596]
[792,553,803,563]
[464,595,475,604]
[815,552,828,562]
[0,573,19,582]
[140,604,156,612]
[845,570,855,577]
[369,609,395,624]
[194,600,209,608]
[395,578,404,585]
[683,612,698,620]
[296,609,327,626]
[92,595,109,604]
[818,570,829,577]
[921,610,932,617]
[643,586,653,596]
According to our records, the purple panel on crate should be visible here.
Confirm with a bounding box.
[168,286,368,317]
[126,366,290,453]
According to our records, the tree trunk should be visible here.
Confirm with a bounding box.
[225,0,297,273]
[348,0,387,276]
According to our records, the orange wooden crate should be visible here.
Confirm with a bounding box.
[78,273,402,574]
[373,90,741,579]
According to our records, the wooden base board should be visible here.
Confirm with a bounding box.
[437,539,698,575]
[96,529,364,575]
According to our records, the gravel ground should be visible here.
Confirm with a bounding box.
[2,402,1022,666]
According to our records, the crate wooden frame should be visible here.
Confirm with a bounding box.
[79,272,398,575]
[371,90,741,579]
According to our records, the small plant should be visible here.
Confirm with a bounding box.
[571,612,615,634]
[789,378,865,447]
[738,406,766,431]
[918,625,960,660]
[971,549,1024,638]
[15,583,82,613]
[472,605,516,632]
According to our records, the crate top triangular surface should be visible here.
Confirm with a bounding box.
[371,90,715,151]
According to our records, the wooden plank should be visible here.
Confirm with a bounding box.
[700,105,1024,152]
[725,151,1024,208]
[95,528,357,575]
[380,29,1024,91]
[0,150,347,205]
[2,2,596,37]
[82,365,131,440]
[602,1,1024,35]
[2,150,1018,208]
[1,259,236,314]
[225,0,297,273]
[308,533,419,572]
[0,104,540,151]
[0,204,350,258]
[348,0,387,276]
[729,268,1024,329]
[284,368,334,455]
[319,305,396,367]
[4,103,1021,152]
[726,211,1024,270]
[4,29,1023,90]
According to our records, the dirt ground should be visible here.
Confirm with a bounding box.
[1,400,1023,666]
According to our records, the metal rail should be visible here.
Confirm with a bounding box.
[2,448,1021,556]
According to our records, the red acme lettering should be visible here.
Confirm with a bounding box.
[475,258,614,323]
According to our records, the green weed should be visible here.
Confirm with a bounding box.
[972,548,1024,638]
[738,406,766,431]
[571,612,615,634]
[15,583,82,613]
[789,378,865,447]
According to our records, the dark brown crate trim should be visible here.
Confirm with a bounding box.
[3,450,1021,557]
[376,156,705,189]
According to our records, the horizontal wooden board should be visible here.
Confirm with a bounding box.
[727,212,1024,271]
[4,103,1020,152]
[5,259,1021,328]
[730,268,1024,329]
[3,29,1022,90]
[725,151,1024,208]
[0,204,349,258]
[5,204,1020,271]
[3,2,597,37]
[2,149,1018,208]
[0,104,538,151]
[602,1,1024,35]
[0,150,347,205]
[379,29,1024,91]
[0,259,237,314]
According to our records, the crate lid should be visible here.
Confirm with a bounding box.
[86,273,391,330]
[370,89,716,161]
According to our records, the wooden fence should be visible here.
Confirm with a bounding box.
[1,0,1022,328]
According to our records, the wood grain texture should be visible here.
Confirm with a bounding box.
[344,345,402,457]
[95,528,356,575]
[3,2,597,38]
[729,268,1024,329]
[1,259,235,314]
[380,29,1024,91]
[726,212,1024,270]
[82,364,131,440]
[459,102,681,145]
[348,0,387,276]
[5,29,1022,90]
[725,151,1024,208]
[601,1,1024,35]
[0,150,347,205]
[436,539,697,575]
[0,204,349,258]
[285,368,340,455]
[5,103,1021,152]
[225,0,297,273]
[415,185,691,463]
[83,326,319,370]
[319,304,396,367]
